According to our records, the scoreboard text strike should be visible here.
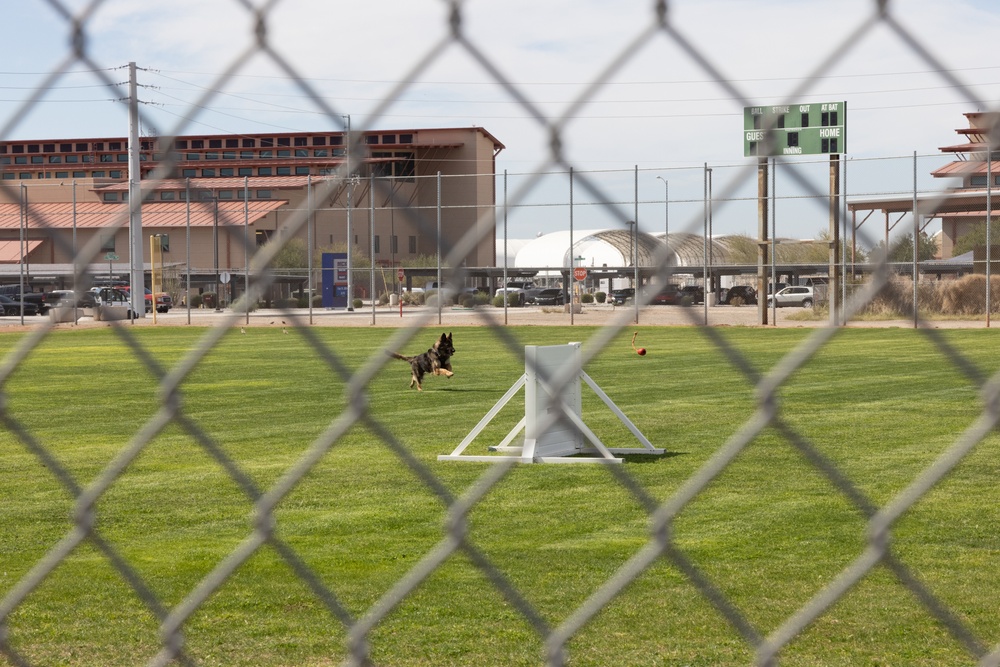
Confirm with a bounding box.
[744,102,846,157]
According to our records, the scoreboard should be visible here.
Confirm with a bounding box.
[744,101,846,157]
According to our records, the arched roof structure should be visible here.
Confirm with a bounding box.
[510,229,751,270]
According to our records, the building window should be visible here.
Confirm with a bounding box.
[223,151,236,160]
[314,149,328,157]
[93,142,104,151]
[109,170,122,178]
[238,167,252,176]
[382,134,396,144]
[116,154,128,162]
[365,135,378,145]
[2,174,13,180]
[400,133,413,144]
[103,192,118,202]
[82,155,92,163]
[295,166,310,175]
[972,175,987,187]
[260,150,272,158]
[409,236,417,254]
[202,169,216,177]
[258,167,272,176]
[226,139,238,148]
[18,173,31,179]
[191,140,204,149]
[175,140,188,149]
[161,191,176,200]
[277,137,290,147]
[218,190,233,199]
[109,142,121,151]
[31,156,44,164]
[11,145,24,153]
[220,167,234,177]
[14,156,26,164]
[0,157,8,164]
[101,234,115,253]
[92,171,106,177]
[206,152,218,160]
[182,168,196,177]
[241,151,254,159]
[294,137,307,146]
[49,156,62,163]
[209,139,222,148]
[100,154,113,162]
[55,172,68,178]
[331,135,343,145]
[395,152,415,180]
[313,136,326,146]
[373,235,380,253]
[242,138,255,148]
[72,171,86,178]
[277,149,291,158]
[75,143,89,151]
[261,138,273,147]
[276,166,291,175]
[186,153,200,161]
[295,149,308,158]
[66,155,78,163]
[256,190,271,198]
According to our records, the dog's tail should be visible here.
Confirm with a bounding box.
[386,351,412,362]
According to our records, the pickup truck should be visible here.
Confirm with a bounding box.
[495,281,542,304]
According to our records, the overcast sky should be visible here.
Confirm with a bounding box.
[4,0,1000,244]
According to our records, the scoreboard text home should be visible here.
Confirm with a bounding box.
[743,101,847,157]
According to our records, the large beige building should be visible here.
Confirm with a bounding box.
[0,127,504,295]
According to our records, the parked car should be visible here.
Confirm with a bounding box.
[610,287,634,305]
[117,285,172,313]
[0,285,51,314]
[767,285,815,308]
[93,287,139,319]
[48,289,100,308]
[649,284,689,305]
[680,285,704,304]
[533,288,567,306]
[719,285,758,305]
[0,294,40,316]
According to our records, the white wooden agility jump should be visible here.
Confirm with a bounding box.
[439,342,663,464]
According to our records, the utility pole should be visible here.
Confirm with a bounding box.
[128,61,144,318]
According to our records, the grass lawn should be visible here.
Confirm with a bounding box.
[1,325,999,666]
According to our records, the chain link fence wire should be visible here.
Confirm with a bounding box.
[2,1,1000,665]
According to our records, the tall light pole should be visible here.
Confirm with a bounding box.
[656,176,668,257]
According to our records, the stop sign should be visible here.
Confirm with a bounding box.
[573,267,587,282]
[397,268,405,282]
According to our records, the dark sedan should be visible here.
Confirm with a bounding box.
[0,294,40,316]
[533,288,567,305]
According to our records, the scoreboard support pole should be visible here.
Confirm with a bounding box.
[757,157,769,326]
[829,154,841,326]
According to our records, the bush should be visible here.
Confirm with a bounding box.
[595,291,607,303]
[493,294,522,308]
[276,298,298,309]
[581,293,594,304]
[459,293,476,308]
[190,294,203,308]
[352,297,363,310]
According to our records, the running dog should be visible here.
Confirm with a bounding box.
[387,332,455,391]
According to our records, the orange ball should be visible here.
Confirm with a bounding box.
[637,348,646,356]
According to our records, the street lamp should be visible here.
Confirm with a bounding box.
[656,176,668,257]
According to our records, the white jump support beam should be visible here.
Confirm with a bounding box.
[439,343,663,464]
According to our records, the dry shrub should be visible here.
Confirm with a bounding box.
[855,274,1000,316]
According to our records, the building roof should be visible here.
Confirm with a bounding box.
[0,200,287,230]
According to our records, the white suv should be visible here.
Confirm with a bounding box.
[767,285,814,308]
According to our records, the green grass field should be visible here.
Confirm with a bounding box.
[2,325,999,666]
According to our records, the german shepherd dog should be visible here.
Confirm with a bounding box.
[388,332,455,391]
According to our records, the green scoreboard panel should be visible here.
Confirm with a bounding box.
[744,102,846,157]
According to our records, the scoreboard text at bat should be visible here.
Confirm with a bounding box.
[744,102,846,157]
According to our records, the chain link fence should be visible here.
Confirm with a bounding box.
[3,1,1000,665]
